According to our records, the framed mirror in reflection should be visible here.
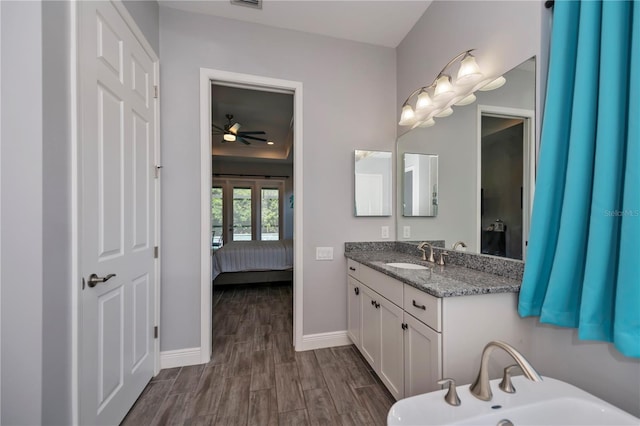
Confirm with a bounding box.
[396,57,536,260]
[354,150,392,216]
[403,153,438,217]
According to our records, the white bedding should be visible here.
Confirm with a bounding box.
[212,240,293,279]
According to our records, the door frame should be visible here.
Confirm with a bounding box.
[70,1,161,423]
[200,68,303,361]
[476,105,535,259]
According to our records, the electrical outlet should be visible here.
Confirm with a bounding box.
[381,226,390,239]
[403,226,411,239]
[315,247,334,260]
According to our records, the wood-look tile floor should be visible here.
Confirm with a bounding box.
[122,282,395,426]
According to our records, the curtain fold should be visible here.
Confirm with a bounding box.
[518,0,640,358]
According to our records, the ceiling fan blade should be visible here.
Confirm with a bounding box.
[240,135,267,142]
[237,136,251,145]
[212,123,225,131]
[237,131,266,135]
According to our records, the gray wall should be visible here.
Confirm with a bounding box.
[159,6,396,350]
[42,1,72,424]
[122,0,159,56]
[396,1,640,416]
[1,2,44,424]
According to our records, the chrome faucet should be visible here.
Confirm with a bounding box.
[452,241,467,250]
[469,341,542,401]
[417,242,435,263]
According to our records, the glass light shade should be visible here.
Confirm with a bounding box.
[415,90,433,112]
[454,93,477,106]
[267,141,275,145]
[434,75,454,98]
[479,76,506,91]
[399,104,417,126]
[434,107,453,118]
[456,54,483,85]
[223,133,236,142]
[418,118,436,128]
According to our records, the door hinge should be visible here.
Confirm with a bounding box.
[154,246,159,258]
[154,85,158,99]
[154,326,159,339]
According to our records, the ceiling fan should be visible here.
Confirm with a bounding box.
[212,113,267,145]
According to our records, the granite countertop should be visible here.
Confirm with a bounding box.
[345,250,521,298]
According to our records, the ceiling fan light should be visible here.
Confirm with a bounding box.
[229,123,240,134]
[479,76,506,91]
[223,133,236,142]
[267,141,275,145]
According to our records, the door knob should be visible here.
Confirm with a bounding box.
[87,273,116,288]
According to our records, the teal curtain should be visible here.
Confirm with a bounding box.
[518,0,640,357]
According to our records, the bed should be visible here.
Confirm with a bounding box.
[212,239,293,285]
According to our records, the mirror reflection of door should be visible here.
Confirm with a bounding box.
[480,112,534,260]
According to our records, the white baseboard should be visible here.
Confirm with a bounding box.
[159,347,204,369]
[297,330,351,351]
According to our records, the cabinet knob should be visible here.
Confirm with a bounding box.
[375,302,380,309]
[371,300,376,306]
[401,323,408,330]
[354,287,360,295]
[349,266,356,271]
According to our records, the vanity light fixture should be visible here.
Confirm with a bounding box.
[398,49,506,128]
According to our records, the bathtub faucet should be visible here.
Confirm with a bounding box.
[469,341,542,401]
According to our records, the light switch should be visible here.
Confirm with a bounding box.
[316,247,334,260]
[403,226,411,239]
[381,226,390,239]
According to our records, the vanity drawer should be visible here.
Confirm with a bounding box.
[359,263,403,307]
[404,284,441,332]
[347,259,361,280]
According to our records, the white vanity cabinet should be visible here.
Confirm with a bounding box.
[346,259,530,401]
[347,276,362,350]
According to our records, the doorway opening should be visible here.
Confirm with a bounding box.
[199,69,303,363]
[478,107,535,261]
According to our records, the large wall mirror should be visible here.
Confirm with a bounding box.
[396,57,536,260]
[355,150,392,216]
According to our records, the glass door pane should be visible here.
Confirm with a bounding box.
[211,187,223,249]
[233,187,252,241]
[261,188,279,240]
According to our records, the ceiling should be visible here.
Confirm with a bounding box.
[170,0,433,163]
[211,84,294,161]
[160,0,432,48]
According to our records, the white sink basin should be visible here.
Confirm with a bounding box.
[388,376,640,425]
[385,262,429,270]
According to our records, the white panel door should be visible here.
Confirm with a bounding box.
[78,2,157,424]
[347,277,362,348]
[403,313,442,398]
[379,297,404,400]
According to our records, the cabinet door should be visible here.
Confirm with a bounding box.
[347,276,362,349]
[379,297,404,400]
[360,285,380,370]
[404,313,442,398]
